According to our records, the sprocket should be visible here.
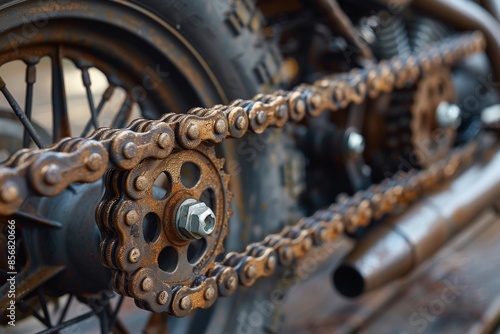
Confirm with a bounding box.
[96,145,231,313]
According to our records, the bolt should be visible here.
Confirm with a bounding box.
[128,248,141,263]
[122,142,137,159]
[266,256,276,271]
[1,182,19,203]
[436,102,462,128]
[180,296,192,310]
[125,210,139,226]
[277,105,288,119]
[282,247,293,261]
[187,124,200,140]
[302,237,312,252]
[157,133,171,149]
[43,164,61,185]
[246,264,256,279]
[346,131,366,155]
[86,153,102,171]
[256,111,267,125]
[214,119,227,134]
[157,290,169,305]
[296,98,306,114]
[225,276,237,290]
[235,115,247,130]
[311,93,322,107]
[176,198,216,240]
[141,277,153,292]
[134,176,148,191]
[204,286,215,301]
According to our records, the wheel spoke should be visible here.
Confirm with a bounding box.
[38,289,52,328]
[82,67,99,131]
[81,85,115,137]
[37,310,97,334]
[111,94,133,129]
[23,63,37,148]
[98,307,109,334]
[51,45,71,140]
[57,294,73,324]
[109,295,124,331]
[0,75,46,148]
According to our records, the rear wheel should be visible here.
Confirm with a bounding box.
[0,0,288,332]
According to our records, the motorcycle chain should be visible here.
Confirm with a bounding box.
[0,31,484,215]
[0,32,487,316]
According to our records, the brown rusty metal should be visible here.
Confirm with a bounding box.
[412,0,500,86]
[409,69,457,167]
[334,145,500,298]
[98,145,231,315]
[0,32,489,317]
[0,32,486,216]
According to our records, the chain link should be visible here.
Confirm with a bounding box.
[0,31,485,215]
[0,31,488,316]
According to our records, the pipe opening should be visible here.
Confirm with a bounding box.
[333,264,365,298]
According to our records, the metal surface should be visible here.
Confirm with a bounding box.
[0,30,491,320]
[346,131,366,155]
[98,145,230,315]
[334,145,500,297]
[176,199,216,240]
[412,0,500,86]
[436,102,462,128]
[0,32,486,215]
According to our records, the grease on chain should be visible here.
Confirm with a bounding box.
[0,32,487,317]
[0,32,485,215]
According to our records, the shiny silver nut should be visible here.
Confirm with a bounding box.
[176,198,216,240]
[346,131,366,155]
[436,102,461,128]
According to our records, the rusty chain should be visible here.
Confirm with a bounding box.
[0,31,488,316]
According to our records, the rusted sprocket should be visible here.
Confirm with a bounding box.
[96,145,231,313]
[365,68,457,178]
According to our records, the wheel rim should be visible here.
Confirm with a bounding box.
[0,0,228,332]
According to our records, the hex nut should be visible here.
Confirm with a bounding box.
[176,198,216,240]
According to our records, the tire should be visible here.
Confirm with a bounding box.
[128,0,283,100]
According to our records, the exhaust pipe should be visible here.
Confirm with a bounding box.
[333,147,500,298]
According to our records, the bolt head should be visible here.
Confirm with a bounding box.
[214,118,227,134]
[123,142,137,159]
[187,125,200,140]
[134,176,148,191]
[346,132,366,155]
[128,248,141,263]
[277,105,288,119]
[180,296,192,310]
[157,133,171,149]
[266,256,276,271]
[43,164,61,185]
[436,102,462,128]
[1,182,19,203]
[125,210,139,226]
[235,115,247,130]
[256,111,267,125]
[204,286,215,301]
[141,277,153,292]
[86,153,102,171]
[246,264,256,279]
[225,276,237,290]
[176,198,216,240]
[157,290,169,305]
